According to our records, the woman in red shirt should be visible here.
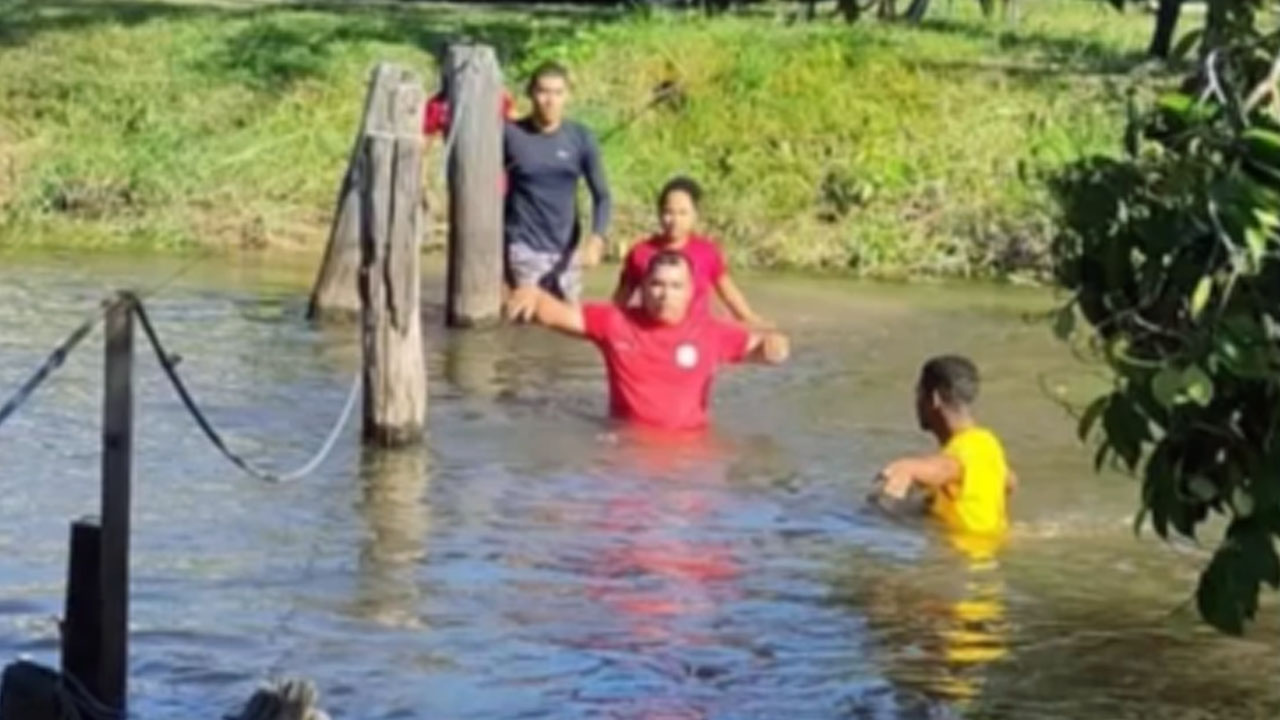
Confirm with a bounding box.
[613,176,769,327]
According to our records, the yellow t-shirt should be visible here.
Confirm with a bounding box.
[930,426,1009,536]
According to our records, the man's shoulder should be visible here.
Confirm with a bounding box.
[504,118,540,141]
[946,426,1006,460]
[582,302,627,338]
[699,314,749,346]
[564,120,599,145]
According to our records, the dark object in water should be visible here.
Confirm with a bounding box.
[866,485,931,520]
[226,678,331,720]
[0,661,79,720]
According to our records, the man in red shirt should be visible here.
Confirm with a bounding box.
[506,250,790,430]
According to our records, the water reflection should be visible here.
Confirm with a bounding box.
[441,327,507,399]
[837,532,1011,716]
[576,432,742,719]
[350,447,430,630]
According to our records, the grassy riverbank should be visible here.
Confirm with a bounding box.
[0,0,1161,276]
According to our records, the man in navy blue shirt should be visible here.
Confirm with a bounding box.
[504,62,612,306]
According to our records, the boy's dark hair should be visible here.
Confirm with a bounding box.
[657,176,703,210]
[645,249,691,278]
[527,61,570,92]
[919,355,980,408]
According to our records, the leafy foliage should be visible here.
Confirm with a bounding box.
[1050,0,1280,633]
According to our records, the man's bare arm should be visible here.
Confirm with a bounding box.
[744,330,790,365]
[875,454,963,499]
[505,286,586,336]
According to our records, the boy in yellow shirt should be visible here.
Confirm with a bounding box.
[871,355,1017,537]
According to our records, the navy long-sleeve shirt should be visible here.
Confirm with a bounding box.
[503,118,612,254]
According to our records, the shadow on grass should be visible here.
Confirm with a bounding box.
[915,15,1148,75]
[0,1,623,81]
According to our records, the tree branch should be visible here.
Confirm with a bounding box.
[1244,46,1280,116]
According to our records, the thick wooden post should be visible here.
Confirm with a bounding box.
[99,294,133,713]
[309,64,405,321]
[445,43,504,328]
[360,68,427,446]
[60,519,103,699]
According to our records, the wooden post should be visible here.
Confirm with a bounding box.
[99,294,133,713]
[360,68,427,446]
[309,64,406,321]
[60,519,103,699]
[445,43,504,328]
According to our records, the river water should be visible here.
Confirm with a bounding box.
[0,251,1275,719]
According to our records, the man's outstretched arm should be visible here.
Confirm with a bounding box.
[874,454,962,499]
[743,330,791,365]
[505,285,586,336]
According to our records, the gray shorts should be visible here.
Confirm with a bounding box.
[506,243,581,302]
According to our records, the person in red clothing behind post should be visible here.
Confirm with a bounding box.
[506,250,790,430]
[422,84,516,140]
[422,80,516,193]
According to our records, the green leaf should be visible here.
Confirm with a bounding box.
[1053,304,1076,341]
[1151,364,1215,408]
[1243,128,1280,162]
[1197,521,1280,634]
[1245,226,1267,268]
[1216,316,1273,379]
[1077,395,1108,442]
[1182,365,1214,406]
[1132,506,1149,536]
[1188,476,1219,502]
[1156,92,1192,114]
[1190,276,1213,319]
[1093,442,1111,473]
[1197,545,1249,635]
[1232,486,1256,518]
[1105,394,1148,471]
[1151,366,1183,408]
[1143,441,1175,538]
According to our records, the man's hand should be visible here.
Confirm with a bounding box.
[875,461,915,500]
[505,284,542,323]
[503,284,587,336]
[760,331,790,364]
[577,234,606,268]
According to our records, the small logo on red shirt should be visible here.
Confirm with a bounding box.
[675,343,699,369]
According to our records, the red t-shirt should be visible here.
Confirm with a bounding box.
[582,303,751,430]
[620,234,726,313]
[422,90,515,136]
[423,90,515,195]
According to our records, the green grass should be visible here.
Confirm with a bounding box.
[0,0,1165,276]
